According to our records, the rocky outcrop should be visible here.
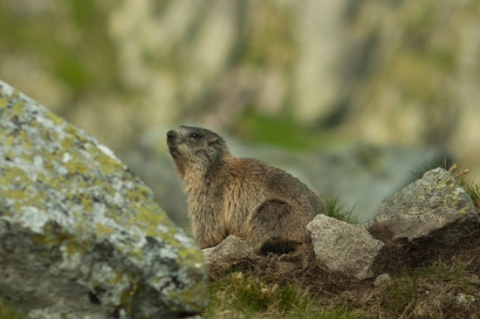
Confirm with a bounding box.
[307,214,384,280]
[0,81,208,319]
[374,168,479,245]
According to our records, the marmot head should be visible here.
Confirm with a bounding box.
[167,126,229,177]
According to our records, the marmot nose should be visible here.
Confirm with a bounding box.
[166,130,177,142]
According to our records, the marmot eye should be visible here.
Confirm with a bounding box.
[190,133,201,139]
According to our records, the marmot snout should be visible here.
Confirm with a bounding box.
[167,125,325,253]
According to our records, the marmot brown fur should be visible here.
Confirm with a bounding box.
[167,126,325,253]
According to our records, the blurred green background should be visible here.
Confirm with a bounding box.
[1,0,480,180]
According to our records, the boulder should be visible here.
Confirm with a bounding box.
[307,214,384,280]
[374,168,479,245]
[0,80,208,319]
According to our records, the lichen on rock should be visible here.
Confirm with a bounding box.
[0,80,208,319]
[374,168,479,244]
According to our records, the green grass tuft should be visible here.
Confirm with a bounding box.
[460,180,480,209]
[0,300,25,319]
[322,196,355,223]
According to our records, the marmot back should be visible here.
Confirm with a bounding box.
[167,126,324,253]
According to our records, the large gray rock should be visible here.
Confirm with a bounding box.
[374,168,479,244]
[307,214,384,280]
[0,81,208,319]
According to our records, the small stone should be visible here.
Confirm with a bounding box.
[374,273,391,287]
[457,293,476,304]
[307,214,384,280]
[202,235,254,272]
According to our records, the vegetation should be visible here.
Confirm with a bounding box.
[205,272,362,319]
[460,180,480,209]
[323,196,356,223]
[235,111,334,151]
[0,300,25,319]
[362,262,480,318]
[205,260,480,319]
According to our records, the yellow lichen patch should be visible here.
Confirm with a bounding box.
[34,223,91,257]
[177,247,205,265]
[64,239,91,257]
[95,223,116,236]
[63,124,78,136]
[98,157,123,175]
[120,276,139,317]
[2,189,27,201]
[65,160,92,176]
[79,196,93,211]
[60,135,74,150]
[11,99,25,115]
[167,280,209,312]
[0,97,8,108]
[4,134,15,146]
[131,205,169,237]
[128,247,144,261]
[2,166,30,183]
[34,233,64,247]
[45,112,65,126]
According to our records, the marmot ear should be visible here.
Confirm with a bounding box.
[207,136,219,146]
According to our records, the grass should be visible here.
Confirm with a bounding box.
[364,262,480,319]
[448,162,480,209]
[460,180,480,209]
[205,259,480,319]
[0,300,25,319]
[323,196,356,223]
[205,271,363,319]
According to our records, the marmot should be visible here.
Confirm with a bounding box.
[167,126,324,253]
